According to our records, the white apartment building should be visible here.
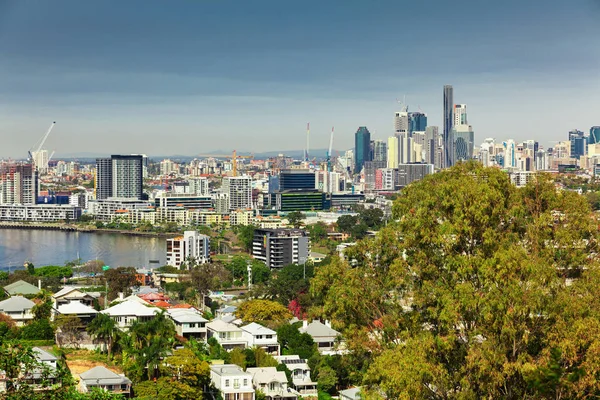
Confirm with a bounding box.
[166,230,211,268]
[0,204,81,222]
[223,176,253,211]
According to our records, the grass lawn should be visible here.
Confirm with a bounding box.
[312,245,330,254]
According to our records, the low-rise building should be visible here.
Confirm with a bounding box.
[101,300,160,330]
[167,308,208,340]
[3,280,40,296]
[206,319,246,350]
[247,367,296,399]
[339,387,362,400]
[0,204,82,222]
[210,364,255,400]
[298,320,344,355]
[78,366,131,396]
[274,355,317,396]
[240,323,280,355]
[0,296,35,326]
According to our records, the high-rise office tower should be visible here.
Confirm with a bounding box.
[424,126,439,165]
[387,136,399,169]
[394,110,410,134]
[223,176,252,210]
[590,126,600,145]
[449,125,475,166]
[503,140,516,168]
[443,85,454,167]
[354,127,371,174]
[95,155,144,200]
[453,104,468,126]
[409,112,427,134]
[569,129,586,158]
[397,131,413,164]
[372,140,387,163]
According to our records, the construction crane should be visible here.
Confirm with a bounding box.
[197,150,254,176]
[28,121,56,166]
[327,127,334,172]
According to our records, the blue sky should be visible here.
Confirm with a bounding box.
[0,0,599,157]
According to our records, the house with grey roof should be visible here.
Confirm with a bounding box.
[339,387,362,400]
[207,319,246,350]
[241,323,280,355]
[101,299,159,330]
[3,280,40,296]
[299,320,345,355]
[167,308,208,340]
[78,366,131,396]
[0,296,35,326]
[0,347,58,394]
[210,364,255,400]
[53,287,99,308]
[247,367,297,399]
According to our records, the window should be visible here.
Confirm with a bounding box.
[270,382,276,391]
[266,335,273,339]
[225,379,230,387]
[234,378,240,389]
[256,335,263,339]
[243,379,248,386]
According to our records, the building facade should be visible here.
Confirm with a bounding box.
[252,228,310,269]
[223,176,253,211]
[443,85,454,168]
[166,230,211,268]
[354,127,371,174]
[96,155,144,200]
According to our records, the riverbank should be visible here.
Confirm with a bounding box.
[0,222,178,238]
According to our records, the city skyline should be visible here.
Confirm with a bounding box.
[0,0,599,157]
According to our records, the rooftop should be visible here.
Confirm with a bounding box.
[210,364,251,377]
[80,366,131,386]
[0,296,36,312]
[3,280,40,295]
[241,322,276,336]
[101,299,160,317]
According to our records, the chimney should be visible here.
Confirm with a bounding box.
[325,320,331,328]
[118,292,124,300]
[38,279,42,290]
[302,320,308,329]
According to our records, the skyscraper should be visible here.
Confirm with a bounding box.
[503,140,516,168]
[590,126,600,145]
[394,110,409,134]
[453,104,468,126]
[409,112,427,134]
[443,85,454,168]
[372,140,387,163]
[424,126,439,165]
[96,155,144,200]
[0,163,37,205]
[354,126,371,174]
[568,129,586,158]
[223,176,252,210]
[387,136,399,169]
[449,125,474,166]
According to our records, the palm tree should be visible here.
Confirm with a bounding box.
[87,313,117,359]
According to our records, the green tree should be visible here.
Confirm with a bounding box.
[317,365,338,395]
[32,290,53,320]
[307,222,328,242]
[134,377,200,400]
[159,348,210,389]
[227,255,249,281]
[235,299,292,324]
[104,267,139,300]
[25,261,35,275]
[87,313,117,359]
[276,323,317,360]
[19,319,55,340]
[230,347,247,369]
[251,260,271,284]
[313,162,600,399]
[286,211,305,228]
[237,224,257,252]
[335,214,358,234]
[356,206,384,229]
[268,263,314,306]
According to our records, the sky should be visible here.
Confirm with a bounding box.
[0,0,599,158]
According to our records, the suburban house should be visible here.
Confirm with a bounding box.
[240,323,280,355]
[167,308,208,340]
[339,387,362,400]
[0,296,35,326]
[216,305,238,319]
[0,347,58,393]
[56,301,98,324]
[246,367,297,399]
[274,355,317,396]
[101,300,159,330]
[210,364,255,400]
[206,319,246,350]
[78,366,131,396]
[53,287,99,308]
[3,280,40,296]
[298,320,344,355]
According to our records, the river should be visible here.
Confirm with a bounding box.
[0,229,165,270]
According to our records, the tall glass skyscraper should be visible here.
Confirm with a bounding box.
[590,126,600,145]
[443,85,454,168]
[409,112,427,134]
[354,126,371,174]
[569,129,586,158]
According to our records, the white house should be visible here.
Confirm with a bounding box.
[167,308,208,340]
[0,296,35,326]
[206,319,246,350]
[53,287,99,308]
[100,300,159,330]
[210,364,255,400]
[339,387,362,400]
[0,347,58,394]
[246,367,297,400]
[78,366,131,396]
[274,355,317,396]
[56,301,98,323]
[298,320,344,355]
[240,323,280,355]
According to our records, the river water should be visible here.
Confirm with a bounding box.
[0,229,165,270]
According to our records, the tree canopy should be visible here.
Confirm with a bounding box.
[311,162,600,399]
[236,299,292,325]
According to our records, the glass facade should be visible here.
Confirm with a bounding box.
[590,126,600,145]
[569,129,586,158]
[354,126,371,174]
[409,112,428,134]
[279,170,315,190]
